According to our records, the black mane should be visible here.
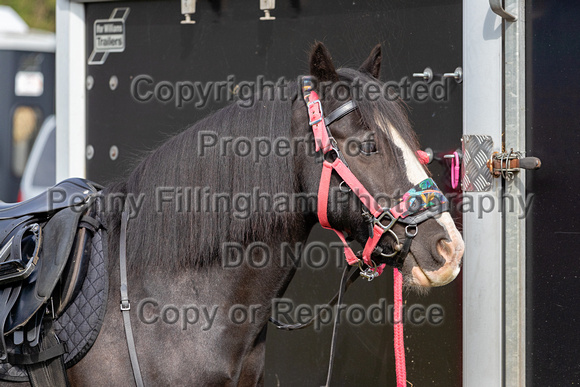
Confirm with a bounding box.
[113,84,306,271]
[111,69,420,272]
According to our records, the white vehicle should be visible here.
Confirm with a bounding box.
[18,115,56,201]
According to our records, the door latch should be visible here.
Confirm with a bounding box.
[462,135,542,191]
[487,149,541,180]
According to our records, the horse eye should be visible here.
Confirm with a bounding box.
[360,141,378,155]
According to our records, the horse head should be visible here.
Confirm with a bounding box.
[294,43,464,289]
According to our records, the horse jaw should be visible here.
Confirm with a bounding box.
[387,124,465,288]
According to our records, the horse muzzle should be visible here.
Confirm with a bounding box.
[408,213,464,287]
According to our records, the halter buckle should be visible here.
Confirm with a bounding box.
[307,100,323,126]
[120,299,131,311]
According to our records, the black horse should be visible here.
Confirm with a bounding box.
[64,43,464,386]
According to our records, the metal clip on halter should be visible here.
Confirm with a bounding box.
[358,260,381,282]
[360,267,380,281]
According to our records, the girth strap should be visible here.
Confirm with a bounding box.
[119,210,144,387]
[8,341,66,365]
[9,320,70,387]
[0,285,21,360]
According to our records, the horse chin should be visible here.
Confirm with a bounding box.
[403,215,465,290]
[404,249,462,290]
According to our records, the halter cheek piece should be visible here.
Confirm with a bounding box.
[301,76,449,279]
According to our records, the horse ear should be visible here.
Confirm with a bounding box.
[309,42,339,83]
[359,44,382,79]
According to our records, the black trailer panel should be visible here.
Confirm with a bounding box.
[85,1,463,385]
[526,1,580,385]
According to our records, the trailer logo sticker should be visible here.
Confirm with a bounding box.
[95,21,124,51]
[89,8,130,65]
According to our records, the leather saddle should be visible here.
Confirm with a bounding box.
[0,178,104,366]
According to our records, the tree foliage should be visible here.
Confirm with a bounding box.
[1,0,56,32]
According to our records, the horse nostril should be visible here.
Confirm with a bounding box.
[436,236,465,261]
[437,239,454,258]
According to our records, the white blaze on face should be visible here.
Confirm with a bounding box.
[388,124,428,185]
[387,123,464,287]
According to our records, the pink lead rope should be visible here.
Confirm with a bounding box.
[393,268,407,387]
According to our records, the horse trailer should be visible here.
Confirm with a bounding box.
[42,0,579,385]
[0,6,55,202]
